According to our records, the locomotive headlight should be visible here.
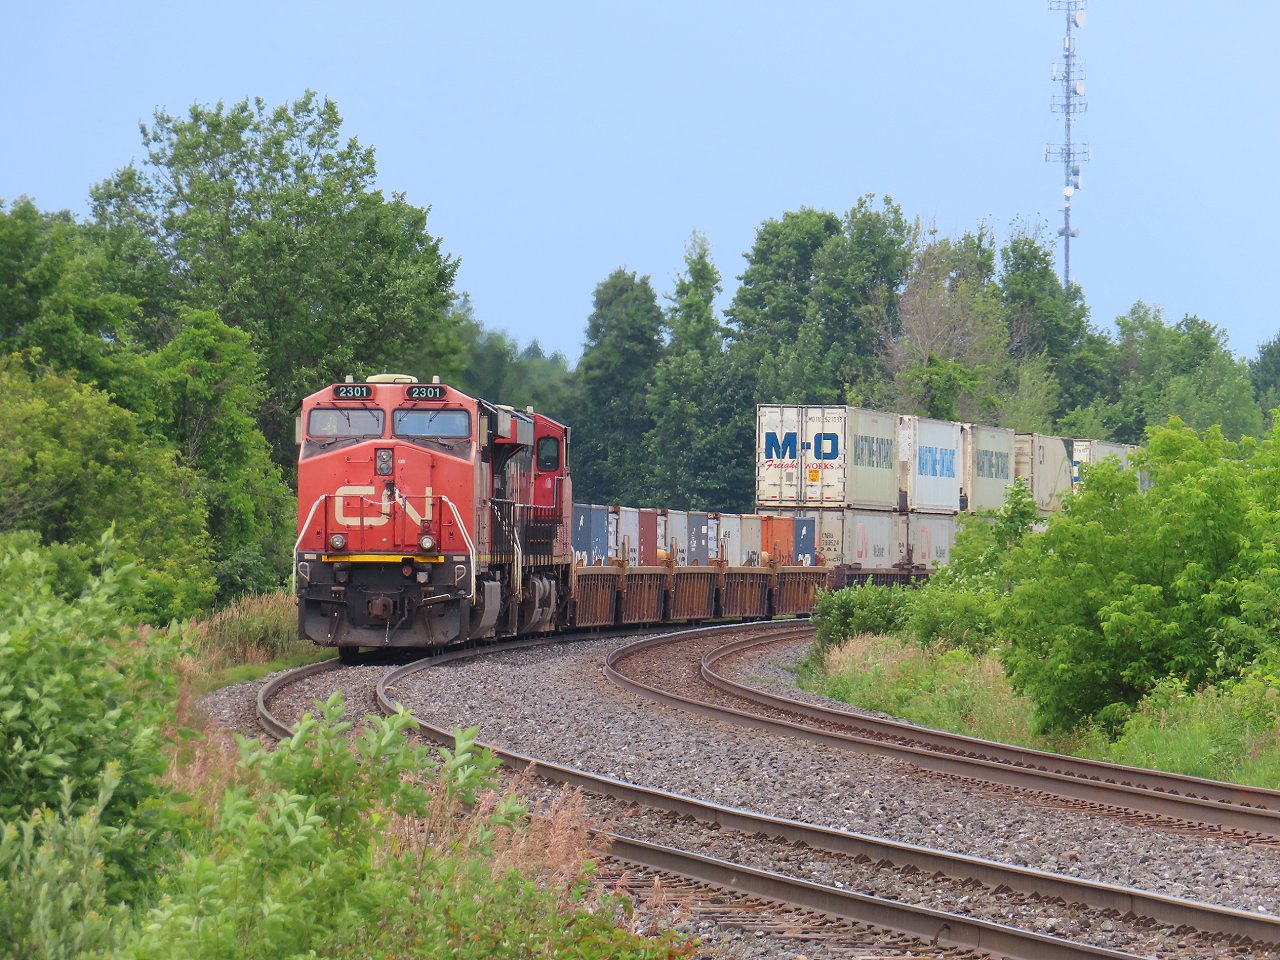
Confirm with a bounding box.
[376,448,394,476]
[419,534,436,552]
[329,533,348,551]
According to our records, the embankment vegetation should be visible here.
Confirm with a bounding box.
[0,534,687,959]
[804,421,1280,786]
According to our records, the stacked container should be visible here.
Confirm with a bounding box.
[1014,434,1074,513]
[1072,439,1133,488]
[961,424,1015,512]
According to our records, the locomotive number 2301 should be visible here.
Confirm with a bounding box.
[406,385,447,400]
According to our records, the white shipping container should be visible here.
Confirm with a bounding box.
[907,513,955,571]
[847,510,906,569]
[962,424,1015,512]
[1072,439,1132,487]
[618,506,640,566]
[846,408,899,510]
[900,416,962,514]
[718,514,742,565]
[755,405,846,506]
[739,514,763,567]
[1015,434,1074,512]
[665,510,689,565]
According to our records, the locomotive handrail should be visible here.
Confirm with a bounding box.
[292,494,329,593]
[440,495,475,600]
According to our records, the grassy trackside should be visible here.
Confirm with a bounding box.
[803,631,1280,789]
[178,590,332,695]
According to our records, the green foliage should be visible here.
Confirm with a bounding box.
[127,696,678,960]
[573,269,665,503]
[0,772,127,960]
[1000,421,1280,731]
[0,532,179,903]
[91,92,459,467]
[0,358,216,620]
[810,583,915,650]
[142,310,291,598]
[0,199,153,415]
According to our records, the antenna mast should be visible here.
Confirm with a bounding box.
[1046,1,1089,288]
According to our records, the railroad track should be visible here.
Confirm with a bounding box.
[606,625,1280,841]
[255,625,1280,958]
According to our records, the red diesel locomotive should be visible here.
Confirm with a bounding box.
[295,374,573,661]
[295,375,833,659]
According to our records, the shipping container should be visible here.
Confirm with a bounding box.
[715,514,738,564]
[688,511,709,565]
[571,504,609,565]
[706,514,720,559]
[761,514,795,564]
[906,513,955,570]
[793,516,816,565]
[961,423,1014,512]
[847,509,906,570]
[1072,439,1132,487]
[846,407,900,509]
[638,508,659,566]
[1015,434,1074,512]
[665,510,689,565]
[739,514,763,566]
[899,416,962,514]
[617,506,640,565]
[755,405,899,510]
[755,404,847,507]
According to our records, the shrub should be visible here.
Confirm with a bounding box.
[905,580,997,651]
[0,531,178,894]
[810,583,914,650]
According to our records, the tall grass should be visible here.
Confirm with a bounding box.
[807,632,1280,788]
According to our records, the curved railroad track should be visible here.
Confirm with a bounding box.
[604,626,1280,842]
[255,625,1280,959]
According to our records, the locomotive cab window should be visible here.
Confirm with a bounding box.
[308,408,385,438]
[393,409,471,439]
[536,436,560,472]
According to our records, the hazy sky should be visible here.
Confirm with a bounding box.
[4,2,1276,364]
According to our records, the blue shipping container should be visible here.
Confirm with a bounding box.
[793,516,816,566]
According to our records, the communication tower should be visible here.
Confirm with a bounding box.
[1046,1,1090,288]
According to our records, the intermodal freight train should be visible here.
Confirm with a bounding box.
[294,375,830,659]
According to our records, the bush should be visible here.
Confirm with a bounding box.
[0,531,178,895]
[127,695,683,960]
[810,583,914,650]
[905,581,998,651]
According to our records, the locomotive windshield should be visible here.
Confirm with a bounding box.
[308,407,385,438]
[393,409,470,439]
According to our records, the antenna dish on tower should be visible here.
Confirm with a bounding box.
[1074,10,1086,27]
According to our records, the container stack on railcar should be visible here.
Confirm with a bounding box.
[754,404,1138,583]
[294,376,832,658]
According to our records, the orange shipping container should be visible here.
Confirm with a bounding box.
[760,514,795,565]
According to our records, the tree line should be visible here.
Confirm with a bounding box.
[2,91,1276,621]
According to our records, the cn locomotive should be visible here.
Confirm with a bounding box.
[294,375,829,659]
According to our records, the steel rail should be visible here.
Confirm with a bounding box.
[605,630,1280,837]
[703,630,1280,814]
[358,631,1280,950]
[255,658,343,738]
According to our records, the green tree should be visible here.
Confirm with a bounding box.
[1110,304,1262,442]
[143,310,292,599]
[1000,421,1274,731]
[0,199,152,414]
[0,358,215,620]
[90,93,459,466]
[1250,333,1280,417]
[573,270,664,503]
[642,234,741,508]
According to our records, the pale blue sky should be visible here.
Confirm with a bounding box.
[4,2,1276,363]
